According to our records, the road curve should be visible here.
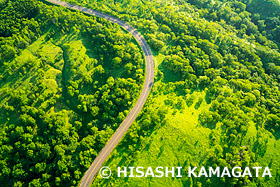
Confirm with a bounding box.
[46,0,154,186]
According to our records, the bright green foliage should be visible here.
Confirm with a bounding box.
[59,0,280,186]
[1,0,280,186]
[0,0,144,186]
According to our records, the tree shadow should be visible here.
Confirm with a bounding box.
[264,126,280,141]
[158,63,181,83]
[194,100,202,109]
[157,145,165,158]
[204,90,212,104]
[274,130,280,140]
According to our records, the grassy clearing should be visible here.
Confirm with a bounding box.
[92,92,280,186]
[91,60,217,186]
[0,28,93,123]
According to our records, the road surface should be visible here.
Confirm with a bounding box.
[46,1,154,186]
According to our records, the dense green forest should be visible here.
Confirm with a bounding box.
[1,0,280,186]
[0,0,144,186]
[56,0,280,186]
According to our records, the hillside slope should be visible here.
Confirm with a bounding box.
[0,0,145,186]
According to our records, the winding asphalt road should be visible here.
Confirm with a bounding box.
[46,0,154,186]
